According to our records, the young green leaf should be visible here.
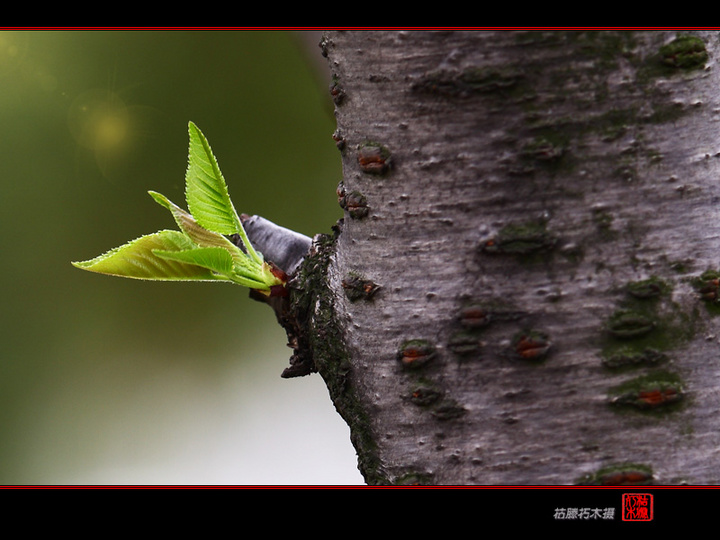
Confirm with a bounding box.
[153,246,233,275]
[72,121,285,294]
[153,247,269,289]
[185,121,239,235]
[185,121,262,265]
[148,190,281,289]
[185,121,238,234]
[148,190,244,264]
[71,230,226,282]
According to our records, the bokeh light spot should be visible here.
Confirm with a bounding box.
[68,89,130,153]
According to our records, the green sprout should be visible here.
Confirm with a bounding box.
[72,122,285,295]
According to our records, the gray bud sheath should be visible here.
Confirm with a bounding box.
[237,215,312,277]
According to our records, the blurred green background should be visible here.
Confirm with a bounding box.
[0,29,362,484]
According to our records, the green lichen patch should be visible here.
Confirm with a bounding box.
[604,309,656,339]
[448,331,484,357]
[411,66,525,98]
[600,290,697,364]
[407,380,466,422]
[457,300,525,329]
[626,277,671,300]
[357,142,391,175]
[341,271,380,302]
[691,270,720,315]
[408,382,444,407]
[457,304,493,329]
[602,347,668,370]
[513,129,573,176]
[480,220,557,257]
[576,463,654,486]
[660,34,708,70]
[589,207,619,243]
[329,75,345,105]
[608,370,686,413]
[599,123,628,143]
[511,329,552,362]
[591,207,614,229]
[459,67,523,92]
[397,339,437,369]
[520,135,565,164]
[640,34,709,80]
[339,190,369,219]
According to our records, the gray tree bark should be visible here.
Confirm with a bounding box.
[282,30,720,485]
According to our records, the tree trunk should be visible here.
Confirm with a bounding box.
[282,30,720,485]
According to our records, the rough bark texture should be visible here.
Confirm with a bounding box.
[290,30,720,485]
